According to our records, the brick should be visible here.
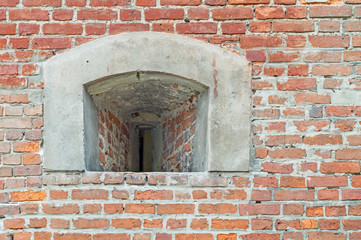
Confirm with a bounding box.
[254,176,278,187]
[232,176,250,187]
[239,204,280,215]
[0,167,12,177]
[158,204,194,214]
[229,0,269,4]
[264,67,285,77]
[351,233,361,240]
[145,8,184,20]
[249,21,271,32]
[321,162,360,173]
[295,93,330,104]
[14,142,39,152]
[325,206,346,217]
[33,38,71,49]
[90,0,129,6]
[212,218,248,229]
[318,189,339,200]
[343,189,361,200]
[134,190,172,200]
[119,9,141,21]
[0,0,19,6]
[50,190,67,199]
[319,219,340,230]
[205,0,226,4]
[6,178,25,188]
[77,9,117,20]
[302,220,318,229]
[166,218,187,229]
[176,22,217,34]
[43,23,82,35]
[287,36,306,48]
[11,190,46,202]
[222,23,246,34]
[213,7,253,20]
[190,218,208,229]
[161,0,201,5]
[66,0,85,6]
[112,190,129,199]
[111,218,141,229]
[43,203,79,214]
[29,217,46,228]
[335,120,356,131]
[72,189,108,200]
[9,9,49,21]
[310,6,351,18]
[10,38,29,49]
[251,218,272,230]
[274,190,314,201]
[308,176,347,187]
[308,232,345,240]
[262,162,293,173]
[352,176,361,187]
[276,219,300,230]
[265,135,302,146]
[0,204,20,215]
[104,173,124,184]
[136,0,156,6]
[306,206,323,217]
[191,175,227,187]
[349,204,361,215]
[13,232,31,240]
[304,51,341,63]
[199,203,236,214]
[345,21,361,32]
[239,233,280,240]
[53,9,73,21]
[309,36,349,48]
[319,20,340,32]
[286,6,306,19]
[0,65,17,75]
[175,234,213,240]
[20,203,38,214]
[188,8,209,20]
[125,173,146,185]
[125,204,155,214]
[50,219,70,229]
[4,218,25,229]
[273,21,313,32]
[268,148,306,159]
[283,204,303,215]
[253,108,280,119]
[312,64,353,76]
[251,190,271,201]
[73,218,109,229]
[337,149,361,159]
[240,36,282,48]
[109,24,150,34]
[92,234,129,240]
[280,176,305,188]
[255,7,284,19]
[277,78,316,91]
[83,204,101,213]
[304,134,342,145]
[54,233,91,240]
[326,106,353,117]
[344,51,361,61]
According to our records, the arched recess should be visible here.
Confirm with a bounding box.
[43,32,251,172]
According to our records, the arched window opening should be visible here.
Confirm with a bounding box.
[84,72,209,172]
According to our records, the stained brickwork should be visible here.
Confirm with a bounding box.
[0,0,361,238]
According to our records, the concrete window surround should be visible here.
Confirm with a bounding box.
[43,32,251,172]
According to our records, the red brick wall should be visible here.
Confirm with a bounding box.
[161,107,197,172]
[98,108,130,171]
[1,0,361,239]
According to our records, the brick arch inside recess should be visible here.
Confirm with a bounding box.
[42,32,251,172]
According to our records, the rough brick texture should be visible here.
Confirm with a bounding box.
[0,0,361,238]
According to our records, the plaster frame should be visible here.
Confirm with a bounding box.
[43,32,251,172]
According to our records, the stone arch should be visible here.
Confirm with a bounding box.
[43,32,251,172]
